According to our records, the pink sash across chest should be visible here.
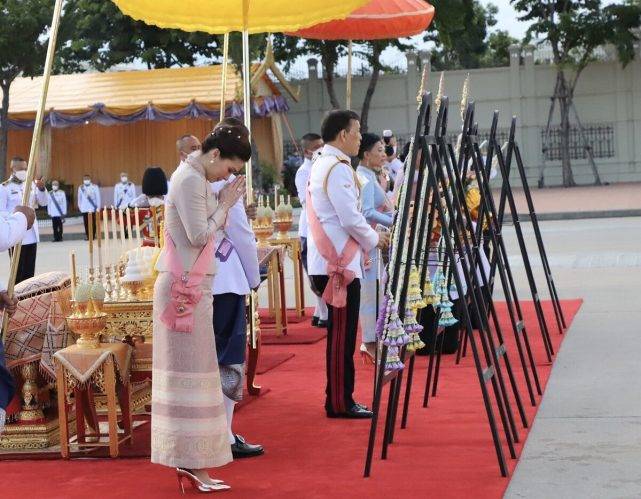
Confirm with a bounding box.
[306,179,360,309]
[159,230,216,333]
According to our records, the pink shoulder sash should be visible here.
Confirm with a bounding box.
[306,168,360,308]
[159,230,216,333]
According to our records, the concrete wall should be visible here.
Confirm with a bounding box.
[278,40,641,187]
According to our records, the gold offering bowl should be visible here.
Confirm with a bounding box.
[273,218,293,239]
[66,312,108,349]
[254,222,275,246]
[121,280,145,301]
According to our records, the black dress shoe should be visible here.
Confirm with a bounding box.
[231,434,264,458]
[311,316,319,326]
[326,404,373,419]
[315,319,328,328]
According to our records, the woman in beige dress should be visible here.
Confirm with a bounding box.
[152,123,251,493]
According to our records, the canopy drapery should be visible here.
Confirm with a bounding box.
[6,96,289,131]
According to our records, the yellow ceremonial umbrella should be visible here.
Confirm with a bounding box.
[111,0,371,199]
[110,0,370,356]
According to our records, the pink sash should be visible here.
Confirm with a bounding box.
[306,181,360,309]
[160,231,216,333]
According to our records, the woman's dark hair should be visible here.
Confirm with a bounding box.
[142,167,168,196]
[201,121,252,162]
[357,133,382,160]
[321,110,360,143]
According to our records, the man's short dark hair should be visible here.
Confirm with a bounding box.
[301,132,322,151]
[321,110,360,143]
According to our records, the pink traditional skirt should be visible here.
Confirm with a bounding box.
[151,272,232,469]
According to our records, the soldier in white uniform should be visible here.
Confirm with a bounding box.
[47,180,67,242]
[295,132,329,328]
[77,174,101,240]
[0,204,35,432]
[307,111,389,419]
[113,172,137,210]
[0,157,49,284]
[211,173,263,459]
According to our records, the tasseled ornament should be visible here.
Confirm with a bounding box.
[385,345,404,371]
[438,278,458,327]
[407,263,426,310]
[404,306,425,352]
[376,293,391,340]
[382,295,410,347]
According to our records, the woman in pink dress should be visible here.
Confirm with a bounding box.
[151,123,251,493]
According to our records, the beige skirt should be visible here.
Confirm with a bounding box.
[151,272,232,469]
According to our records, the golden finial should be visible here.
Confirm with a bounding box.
[417,65,428,109]
[460,73,470,121]
[435,71,445,111]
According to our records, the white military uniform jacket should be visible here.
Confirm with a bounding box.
[113,181,137,210]
[0,179,48,246]
[294,158,312,238]
[210,176,260,296]
[0,211,28,291]
[77,183,101,213]
[306,144,379,280]
[47,190,67,217]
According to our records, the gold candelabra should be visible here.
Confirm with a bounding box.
[254,195,275,246]
[273,194,293,239]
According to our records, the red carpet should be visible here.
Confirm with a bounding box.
[260,307,327,345]
[1,299,582,499]
[256,351,295,374]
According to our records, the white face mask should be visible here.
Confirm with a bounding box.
[83,179,91,186]
[121,176,128,183]
[13,170,27,182]
[52,185,59,191]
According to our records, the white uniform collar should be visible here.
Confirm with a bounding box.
[321,144,352,164]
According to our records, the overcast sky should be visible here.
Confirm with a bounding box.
[488,0,532,38]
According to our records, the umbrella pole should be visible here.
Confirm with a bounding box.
[2,0,64,342]
[219,32,230,123]
[346,39,353,110]
[242,29,253,199]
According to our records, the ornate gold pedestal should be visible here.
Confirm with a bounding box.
[0,415,77,451]
[268,235,306,317]
[103,300,153,342]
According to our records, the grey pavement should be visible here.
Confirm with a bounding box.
[502,217,641,499]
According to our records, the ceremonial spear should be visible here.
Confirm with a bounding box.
[1,0,64,342]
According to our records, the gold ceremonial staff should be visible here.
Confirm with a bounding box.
[1,0,65,342]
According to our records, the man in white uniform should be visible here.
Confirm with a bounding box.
[0,157,49,283]
[382,130,403,186]
[211,174,263,459]
[0,204,35,432]
[77,175,101,240]
[113,172,137,210]
[295,132,328,328]
[307,111,389,419]
[47,180,67,242]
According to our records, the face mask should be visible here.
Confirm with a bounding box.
[52,185,59,191]
[121,176,128,183]
[13,171,27,182]
[83,180,91,186]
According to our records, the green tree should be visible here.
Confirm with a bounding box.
[273,36,348,110]
[480,30,520,67]
[273,36,410,131]
[512,0,641,186]
[426,0,499,70]
[59,0,222,71]
[0,0,55,178]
